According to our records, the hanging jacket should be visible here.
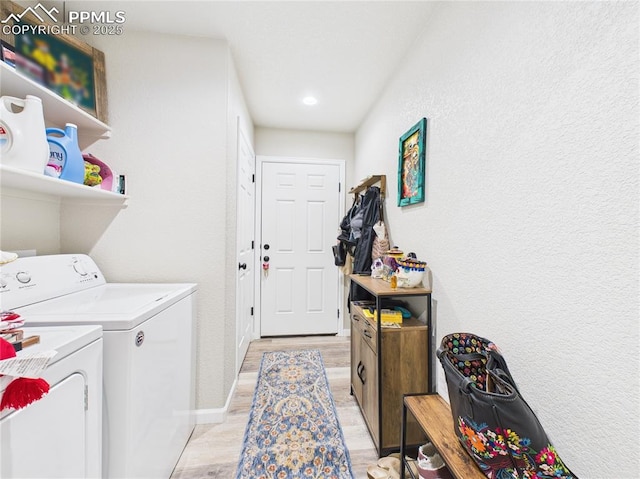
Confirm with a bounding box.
[352,186,380,274]
[349,186,381,304]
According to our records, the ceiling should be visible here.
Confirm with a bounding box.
[57,1,435,133]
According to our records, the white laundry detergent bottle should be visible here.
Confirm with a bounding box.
[45,123,84,183]
[0,95,49,174]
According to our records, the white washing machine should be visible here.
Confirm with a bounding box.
[0,324,103,478]
[0,254,197,479]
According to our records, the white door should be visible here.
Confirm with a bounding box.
[236,126,255,373]
[260,161,340,336]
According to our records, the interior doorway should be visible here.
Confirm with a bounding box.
[256,157,345,337]
[235,124,256,374]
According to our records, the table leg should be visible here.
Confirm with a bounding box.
[400,397,407,479]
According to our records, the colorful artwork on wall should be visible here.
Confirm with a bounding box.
[398,117,427,206]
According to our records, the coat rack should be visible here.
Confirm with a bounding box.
[348,175,386,199]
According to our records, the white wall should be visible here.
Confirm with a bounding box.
[355,2,638,476]
[255,127,354,161]
[224,49,255,396]
[0,190,60,254]
[60,30,247,412]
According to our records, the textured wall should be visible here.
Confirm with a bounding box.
[61,31,233,410]
[224,50,255,400]
[355,2,638,476]
[255,127,355,162]
[0,191,60,254]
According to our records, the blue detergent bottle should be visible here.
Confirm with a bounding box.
[45,123,84,183]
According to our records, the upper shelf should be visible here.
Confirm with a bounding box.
[0,62,111,150]
[349,175,386,197]
[1,164,128,204]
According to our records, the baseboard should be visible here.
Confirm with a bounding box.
[339,328,351,337]
[194,407,225,424]
[194,376,238,424]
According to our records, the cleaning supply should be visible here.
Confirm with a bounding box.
[0,95,49,174]
[45,123,84,183]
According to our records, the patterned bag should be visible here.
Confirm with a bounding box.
[371,220,389,261]
[437,333,577,479]
[371,195,389,261]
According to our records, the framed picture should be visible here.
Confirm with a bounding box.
[0,1,108,123]
[1,40,16,67]
[397,117,427,206]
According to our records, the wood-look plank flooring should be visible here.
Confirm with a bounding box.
[170,336,379,479]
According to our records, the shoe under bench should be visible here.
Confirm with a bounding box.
[400,393,486,479]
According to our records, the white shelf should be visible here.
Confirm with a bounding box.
[0,62,111,150]
[0,59,125,205]
[1,164,128,204]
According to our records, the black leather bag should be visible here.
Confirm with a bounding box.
[437,333,577,479]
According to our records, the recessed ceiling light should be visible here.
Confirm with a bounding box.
[302,96,318,106]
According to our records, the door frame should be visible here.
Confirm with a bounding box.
[254,156,346,338]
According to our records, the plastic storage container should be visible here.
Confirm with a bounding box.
[0,95,49,174]
[83,153,117,192]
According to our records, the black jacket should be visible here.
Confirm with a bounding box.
[352,186,380,274]
[350,186,381,303]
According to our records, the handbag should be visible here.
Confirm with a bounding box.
[437,333,577,479]
[371,220,389,261]
[371,196,389,261]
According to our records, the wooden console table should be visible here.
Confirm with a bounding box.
[349,274,433,456]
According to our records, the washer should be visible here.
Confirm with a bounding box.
[0,254,197,479]
[0,324,103,478]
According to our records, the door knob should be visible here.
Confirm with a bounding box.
[238,263,247,270]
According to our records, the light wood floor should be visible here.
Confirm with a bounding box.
[170,335,379,478]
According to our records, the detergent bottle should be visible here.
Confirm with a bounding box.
[45,123,84,183]
[0,95,49,174]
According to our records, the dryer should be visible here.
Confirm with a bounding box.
[0,254,197,479]
[0,325,103,478]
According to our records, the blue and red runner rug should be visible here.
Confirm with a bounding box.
[235,349,354,479]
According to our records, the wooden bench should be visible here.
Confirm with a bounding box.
[399,393,486,479]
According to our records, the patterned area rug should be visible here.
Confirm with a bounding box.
[235,349,354,479]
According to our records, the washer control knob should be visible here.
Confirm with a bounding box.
[73,261,88,276]
[16,271,31,284]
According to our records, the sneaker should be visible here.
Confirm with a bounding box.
[417,443,454,479]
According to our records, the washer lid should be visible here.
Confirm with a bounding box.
[15,283,197,331]
[14,325,102,363]
[0,324,101,401]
